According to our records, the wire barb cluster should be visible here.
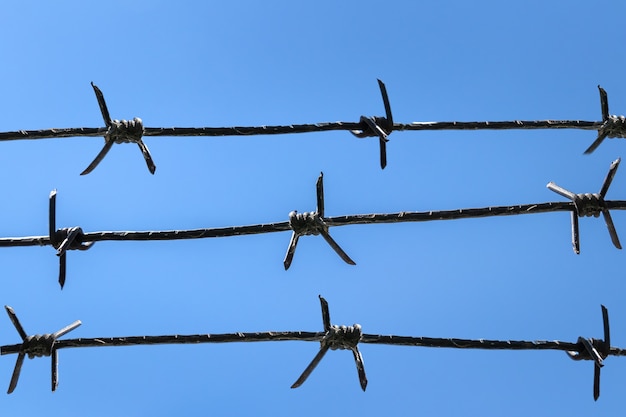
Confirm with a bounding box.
[1,297,623,400]
[0,160,624,288]
[584,86,626,154]
[81,82,154,175]
[49,190,94,288]
[3,306,81,393]
[292,296,367,391]
[284,173,355,270]
[547,158,622,253]
[0,81,624,174]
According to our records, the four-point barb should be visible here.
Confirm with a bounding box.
[81,82,155,175]
[49,190,94,289]
[566,305,611,401]
[350,79,394,169]
[283,172,356,270]
[584,86,626,154]
[291,295,367,391]
[3,306,81,393]
[547,158,622,254]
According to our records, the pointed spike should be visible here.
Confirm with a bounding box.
[319,228,357,265]
[7,352,25,394]
[598,85,609,121]
[5,306,28,341]
[602,305,610,354]
[54,320,82,339]
[316,172,324,218]
[91,82,112,126]
[377,79,393,128]
[583,132,608,155]
[352,348,368,391]
[283,232,299,270]
[601,209,621,249]
[49,189,57,244]
[599,158,621,198]
[291,345,329,389]
[58,253,67,289]
[319,295,331,331]
[379,137,387,169]
[546,182,577,201]
[51,349,58,392]
[80,140,115,175]
[593,364,601,401]
[571,211,581,254]
[136,141,156,174]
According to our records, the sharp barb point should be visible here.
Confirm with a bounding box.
[291,346,329,389]
[316,172,325,218]
[81,140,115,175]
[51,349,58,392]
[594,364,601,401]
[283,233,299,270]
[602,305,610,351]
[58,253,67,289]
[7,353,25,394]
[598,85,609,121]
[319,295,331,331]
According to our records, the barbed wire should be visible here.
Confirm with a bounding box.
[1,296,622,401]
[0,81,624,173]
[0,159,623,288]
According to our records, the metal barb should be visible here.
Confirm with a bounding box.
[283,173,355,270]
[546,158,622,253]
[584,86,626,154]
[350,79,393,169]
[3,306,81,393]
[565,305,611,400]
[48,190,95,289]
[291,296,367,391]
[81,82,154,175]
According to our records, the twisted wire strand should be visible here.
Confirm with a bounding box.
[1,300,622,400]
[0,200,623,247]
[2,331,625,356]
[2,81,621,174]
[0,120,602,142]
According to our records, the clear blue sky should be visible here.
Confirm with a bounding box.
[1,1,625,415]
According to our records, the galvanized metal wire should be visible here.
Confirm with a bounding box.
[0,81,623,173]
[0,297,621,401]
[0,160,622,288]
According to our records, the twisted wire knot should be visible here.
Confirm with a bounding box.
[23,334,56,359]
[601,115,626,139]
[353,116,392,138]
[567,337,609,362]
[52,227,91,251]
[324,324,362,350]
[288,210,324,236]
[574,193,603,217]
[108,117,144,144]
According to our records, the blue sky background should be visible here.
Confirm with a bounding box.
[1,1,625,415]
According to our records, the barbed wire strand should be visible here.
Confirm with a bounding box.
[0,159,623,288]
[0,81,624,173]
[0,297,622,400]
